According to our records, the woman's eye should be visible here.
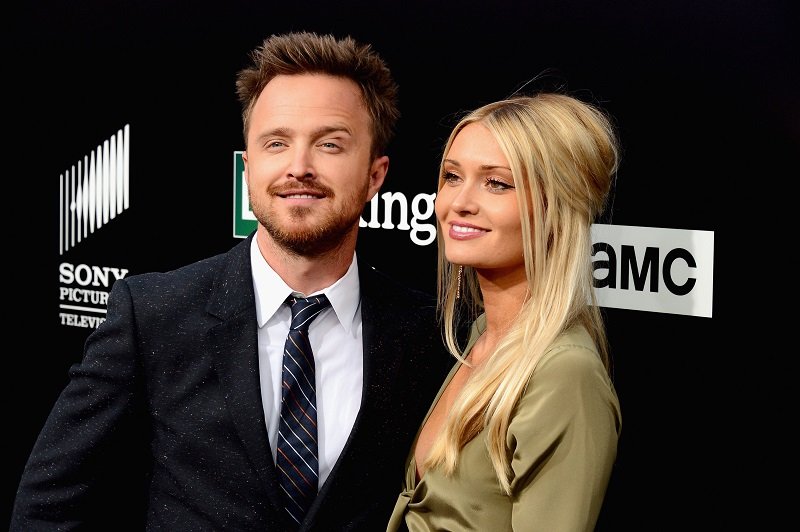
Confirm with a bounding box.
[486,177,514,190]
[443,171,461,182]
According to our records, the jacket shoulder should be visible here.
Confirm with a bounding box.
[120,237,250,294]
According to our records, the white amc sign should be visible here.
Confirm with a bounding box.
[591,224,714,318]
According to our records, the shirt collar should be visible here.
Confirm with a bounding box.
[250,236,360,333]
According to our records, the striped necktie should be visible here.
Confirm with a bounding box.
[276,294,330,527]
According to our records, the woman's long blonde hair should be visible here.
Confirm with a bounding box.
[426,93,620,494]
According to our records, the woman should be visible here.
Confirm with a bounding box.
[387,92,622,531]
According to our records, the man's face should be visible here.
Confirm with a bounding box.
[242,73,387,257]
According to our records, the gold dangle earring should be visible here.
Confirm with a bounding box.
[456,265,463,300]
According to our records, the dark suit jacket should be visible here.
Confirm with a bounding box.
[11,235,452,531]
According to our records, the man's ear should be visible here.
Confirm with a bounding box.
[241,150,249,182]
[366,155,389,201]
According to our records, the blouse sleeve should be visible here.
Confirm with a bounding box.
[507,343,621,532]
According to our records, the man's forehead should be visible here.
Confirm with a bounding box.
[258,74,365,110]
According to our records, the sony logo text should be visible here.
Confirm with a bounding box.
[58,262,130,328]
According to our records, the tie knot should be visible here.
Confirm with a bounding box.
[287,294,330,332]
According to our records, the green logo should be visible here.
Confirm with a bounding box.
[233,151,256,238]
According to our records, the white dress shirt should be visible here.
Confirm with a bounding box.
[249,237,364,487]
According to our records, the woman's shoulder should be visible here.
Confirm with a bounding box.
[513,324,617,412]
[537,324,606,377]
[510,324,620,437]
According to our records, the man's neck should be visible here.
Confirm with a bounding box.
[255,227,356,295]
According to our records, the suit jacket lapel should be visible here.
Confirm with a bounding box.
[304,258,399,526]
[358,259,396,413]
[205,234,285,513]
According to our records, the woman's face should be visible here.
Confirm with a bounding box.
[435,122,525,276]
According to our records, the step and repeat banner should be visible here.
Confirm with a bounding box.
[7,0,795,528]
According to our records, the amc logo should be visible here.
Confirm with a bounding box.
[590,224,714,318]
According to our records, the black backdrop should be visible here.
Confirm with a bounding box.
[6,0,797,529]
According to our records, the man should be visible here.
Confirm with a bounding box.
[11,31,451,531]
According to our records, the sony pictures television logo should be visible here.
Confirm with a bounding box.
[58,125,132,328]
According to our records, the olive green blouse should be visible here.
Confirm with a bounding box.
[387,316,622,531]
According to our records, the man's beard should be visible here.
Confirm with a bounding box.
[251,181,368,258]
